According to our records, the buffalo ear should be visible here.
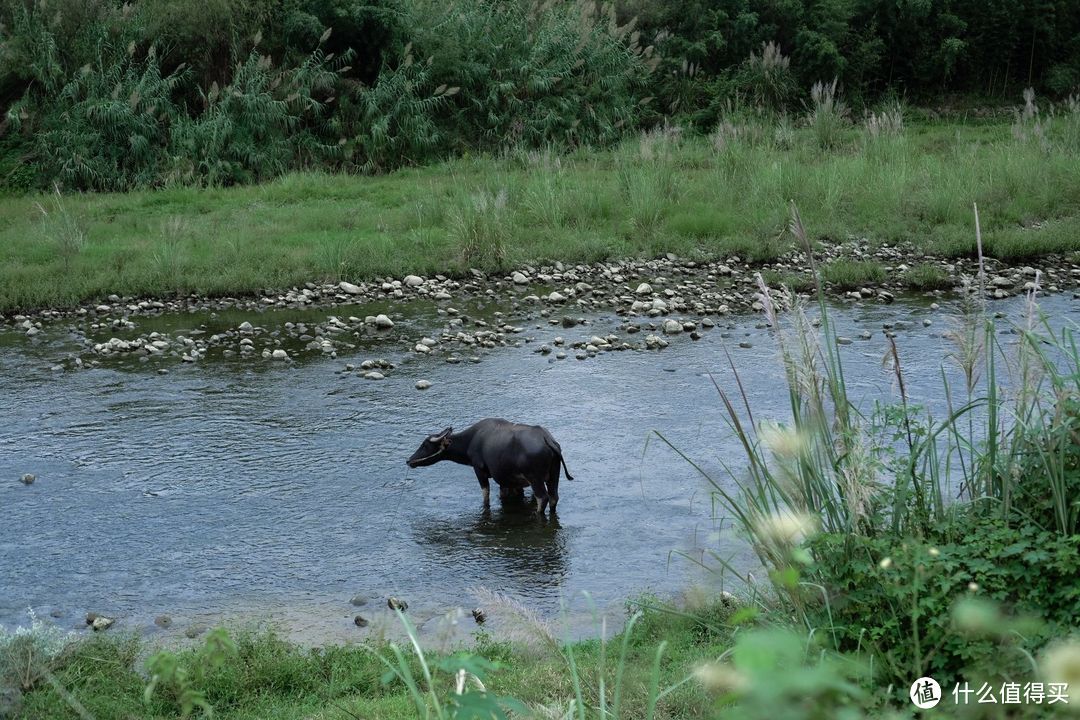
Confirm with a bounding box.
[428,427,453,443]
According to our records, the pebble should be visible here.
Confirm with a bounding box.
[339,281,362,294]
[415,380,432,390]
[364,371,385,380]
[354,615,369,628]
[271,349,288,360]
[662,319,682,334]
[185,624,209,639]
[471,608,486,624]
[403,275,424,287]
[387,597,408,612]
[20,474,35,485]
[91,616,114,632]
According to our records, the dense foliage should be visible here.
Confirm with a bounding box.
[627,0,1080,126]
[0,0,652,189]
[2,0,1079,190]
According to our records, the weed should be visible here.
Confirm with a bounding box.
[807,79,849,150]
[34,185,87,274]
[451,188,511,272]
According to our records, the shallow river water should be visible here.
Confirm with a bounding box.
[1,290,1076,643]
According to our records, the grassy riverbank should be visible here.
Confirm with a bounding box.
[3,115,1080,313]
[4,599,734,720]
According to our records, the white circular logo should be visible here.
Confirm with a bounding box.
[910,676,942,709]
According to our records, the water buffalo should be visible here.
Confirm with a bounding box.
[406,418,573,514]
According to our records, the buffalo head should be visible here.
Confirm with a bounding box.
[406,427,453,468]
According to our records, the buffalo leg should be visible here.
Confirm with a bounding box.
[546,461,560,514]
[529,477,549,515]
[475,469,491,508]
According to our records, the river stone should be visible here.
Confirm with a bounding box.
[403,275,424,287]
[239,321,253,332]
[836,337,853,345]
[738,341,753,348]
[512,272,528,285]
[354,615,369,628]
[272,349,288,360]
[185,624,208,639]
[387,597,408,611]
[339,281,362,294]
[548,291,566,302]
[91,616,114,632]
[635,283,653,295]
[375,314,394,329]
[154,615,172,628]
[364,371,384,380]
[662,319,682,334]
[415,380,432,390]
[25,326,39,337]
[555,351,567,359]
[20,474,34,485]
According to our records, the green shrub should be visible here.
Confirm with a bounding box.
[400,0,655,153]
[820,259,885,290]
[809,515,1079,689]
[902,263,952,290]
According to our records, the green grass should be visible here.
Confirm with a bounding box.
[10,600,733,720]
[902,262,954,290]
[819,259,887,290]
[2,119,1080,312]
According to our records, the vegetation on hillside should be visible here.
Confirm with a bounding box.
[2,0,1079,191]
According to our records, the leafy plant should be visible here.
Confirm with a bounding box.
[371,610,526,720]
[144,628,239,718]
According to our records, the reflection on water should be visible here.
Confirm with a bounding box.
[417,505,569,597]
[1,291,1077,640]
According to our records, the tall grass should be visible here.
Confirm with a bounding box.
[661,202,1079,597]
[807,79,849,150]
[451,188,511,271]
[33,185,86,274]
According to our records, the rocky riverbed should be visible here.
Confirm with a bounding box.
[3,242,1076,376]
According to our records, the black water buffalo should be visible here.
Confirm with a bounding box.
[406,418,573,514]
